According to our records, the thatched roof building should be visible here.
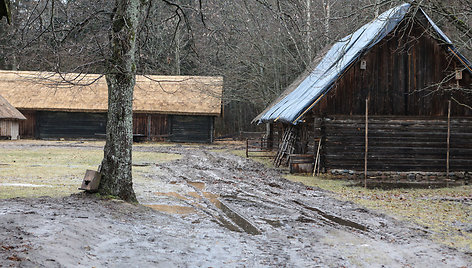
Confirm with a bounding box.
[0,71,223,142]
[0,71,222,116]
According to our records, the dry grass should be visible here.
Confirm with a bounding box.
[287,175,472,252]
[0,143,181,199]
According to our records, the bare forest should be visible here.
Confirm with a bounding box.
[0,0,471,134]
[2,1,472,266]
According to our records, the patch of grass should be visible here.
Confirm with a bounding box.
[0,145,181,199]
[0,185,79,199]
[133,142,174,148]
[287,175,472,252]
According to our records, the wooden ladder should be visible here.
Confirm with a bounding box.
[274,126,297,167]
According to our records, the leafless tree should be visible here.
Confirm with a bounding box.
[1,0,470,198]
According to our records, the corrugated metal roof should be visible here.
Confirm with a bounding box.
[255,3,472,125]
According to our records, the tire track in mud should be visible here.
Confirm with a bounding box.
[150,146,372,236]
[135,144,472,267]
[2,142,471,267]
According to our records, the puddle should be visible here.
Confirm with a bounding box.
[154,191,219,201]
[211,198,261,235]
[188,181,205,190]
[154,192,190,201]
[215,215,243,233]
[293,200,368,232]
[145,204,195,215]
[187,191,220,200]
[0,183,53,188]
[153,181,260,235]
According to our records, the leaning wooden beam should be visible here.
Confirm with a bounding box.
[447,100,451,180]
[364,98,369,188]
[246,139,249,158]
[313,138,321,176]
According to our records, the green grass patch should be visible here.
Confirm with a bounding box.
[287,175,472,252]
[0,145,181,199]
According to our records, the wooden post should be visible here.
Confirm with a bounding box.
[266,123,273,150]
[364,98,369,188]
[246,139,249,158]
[447,100,451,180]
[147,114,151,141]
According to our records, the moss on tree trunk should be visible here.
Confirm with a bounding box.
[99,0,142,202]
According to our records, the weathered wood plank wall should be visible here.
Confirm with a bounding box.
[313,16,472,117]
[18,110,36,138]
[133,113,168,140]
[0,120,19,139]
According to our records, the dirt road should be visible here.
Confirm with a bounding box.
[1,142,470,267]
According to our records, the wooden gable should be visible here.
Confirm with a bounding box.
[313,13,472,117]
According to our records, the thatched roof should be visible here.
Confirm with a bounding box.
[0,94,26,120]
[0,71,223,116]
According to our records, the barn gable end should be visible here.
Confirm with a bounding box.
[255,3,472,175]
[0,94,25,140]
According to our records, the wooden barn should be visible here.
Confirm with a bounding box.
[0,94,26,140]
[0,71,223,143]
[254,3,472,174]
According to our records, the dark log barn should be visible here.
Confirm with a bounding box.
[0,71,223,143]
[255,3,472,173]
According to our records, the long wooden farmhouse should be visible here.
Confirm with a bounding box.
[254,3,472,173]
[0,71,223,143]
[0,94,26,140]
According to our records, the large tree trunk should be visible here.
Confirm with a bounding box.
[99,0,141,202]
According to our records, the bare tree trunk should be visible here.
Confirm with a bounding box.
[374,0,380,17]
[322,0,330,44]
[175,25,181,75]
[99,0,142,202]
[306,0,312,59]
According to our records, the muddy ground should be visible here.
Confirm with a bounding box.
[1,142,471,267]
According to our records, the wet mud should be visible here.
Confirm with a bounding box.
[0,141,471,267]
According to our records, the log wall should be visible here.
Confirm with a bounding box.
[36,111,106,139]
[323,116,472,172]
[170,115,215,143]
